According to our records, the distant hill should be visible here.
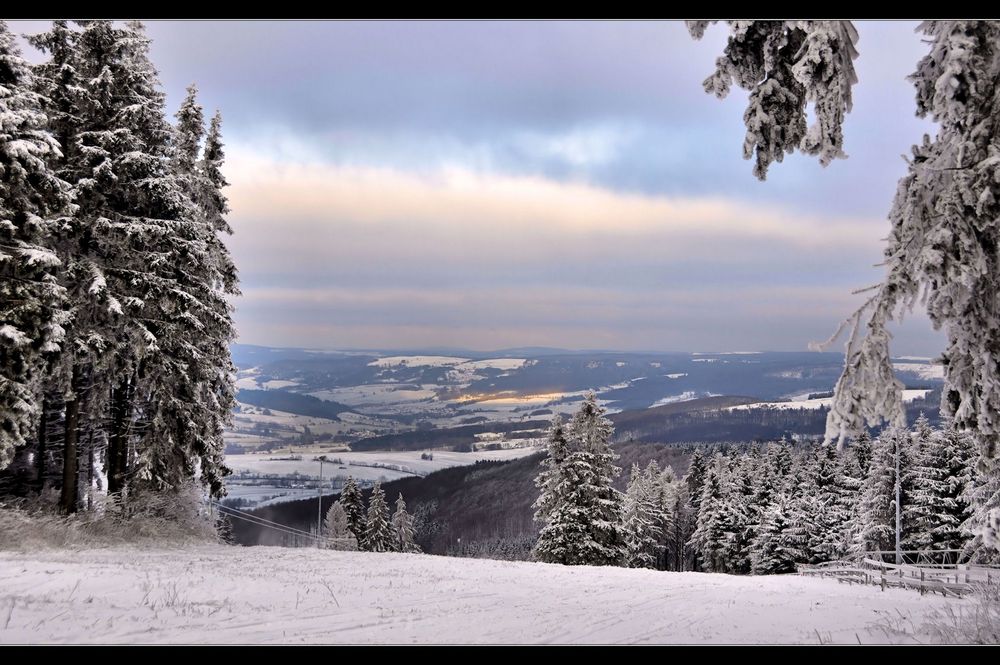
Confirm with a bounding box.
[350,419,552,452]
[236,389,352,421]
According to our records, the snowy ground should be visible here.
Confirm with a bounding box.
[225,447,542,479]
[726,389,933,412]
[0,545,965,644]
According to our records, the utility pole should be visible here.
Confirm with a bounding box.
[894,433,902,565]
[317,455,328,548]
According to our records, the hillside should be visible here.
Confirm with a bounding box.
[232,442,693,554]
[0,545,961,644]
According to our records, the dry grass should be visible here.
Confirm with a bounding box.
[922,584,1000,644]
[0,482,220,551]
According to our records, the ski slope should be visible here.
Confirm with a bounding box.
[0,545,964,644]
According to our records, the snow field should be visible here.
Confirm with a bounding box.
[0,545,964,644]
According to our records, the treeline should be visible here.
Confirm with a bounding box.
[536,399,998,573]
[0,21,237,512]
[350,418,551,451]
[321,478,420,553]
[610,390,942,445]
[235,389,349,421]
[687,416,997,572]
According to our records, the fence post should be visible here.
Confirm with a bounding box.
[880,563,885,592]
[920,569,925,596]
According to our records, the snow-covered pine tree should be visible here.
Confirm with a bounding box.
[907,421,977,561]
[748,445,779,537]
[750,493,799,575]
[689,456,728,572]
[323,500,358,551]
[162,83,238,499]
[805,443,850,562]
[566,391,626,566]
[339,476,365,543]
[391,493,420,553]
[853,426,914,560]
[25,20,130,512]
[963,452,1000,563]
[622,462,662,569]
[650,462,677,569]
[686,447,708,504]
[531,415,583,564]
[0,22,70,472]
[533,395,626,566]
[663,474,694,571]
[716,453,753,573]
[532,415,570,529]
[362,481,392,552]
[835,439,866,558]
[904,415,941,553]
[765,439,794,480]
[689,21,1000,555]
[849,431,873,477]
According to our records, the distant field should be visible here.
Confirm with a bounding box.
[225,447,542,479]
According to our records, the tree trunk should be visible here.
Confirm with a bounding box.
[36,399,47,493]
[60,365,81,514]
[107,373,134,495]
[87,430,94,511]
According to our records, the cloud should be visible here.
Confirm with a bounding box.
[226,143,886,275]
[234,282,943,353]
[220,144,937,351]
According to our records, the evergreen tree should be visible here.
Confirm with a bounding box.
[853,427,914,559]
[835,442,866,558]
[339,476,365,543]
[750,494,800,575]
[850,431,873,476]
[566,391,626,565]
[685,447,707,512]
[391,493,420,553]
[800,444,849,562]
[362,481,392,552]
[0,22,70,471]
[964,454,1000,563]
[323,500,358,551]
[717,454,753,573]
[533,394,626,566]
[161,83,238,498]
[622,462,662,569]
[532,415,570,527]
[689,457,728,572]
[749,446,779,533]
[650,462,677,569]
[908,422,977,560]
[0,20,239,516]
[663,476,694,571]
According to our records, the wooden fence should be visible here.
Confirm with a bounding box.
[798,553,999,598]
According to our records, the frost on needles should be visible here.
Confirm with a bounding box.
[690,20,1000,552]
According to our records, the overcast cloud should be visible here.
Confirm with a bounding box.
[14,20,946,354]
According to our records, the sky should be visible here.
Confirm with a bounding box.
[14,20,947,355]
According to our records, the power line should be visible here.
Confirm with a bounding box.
[211,500,316,537]
[216,508,321,543]
[209,499,324,543]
